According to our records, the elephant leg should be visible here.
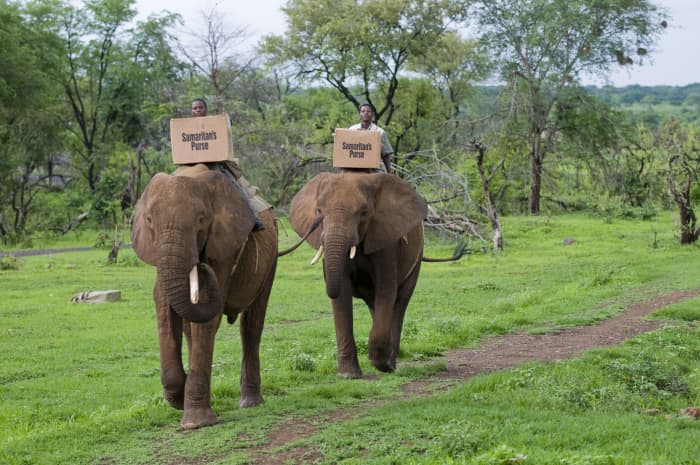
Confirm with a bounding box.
[368,253,399,373]
[238,280,272,408]
[180,315,222,429]
[389,264,421,370]
[155,283,186,409]
[332,279,362,379]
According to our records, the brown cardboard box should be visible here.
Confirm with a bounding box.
[332,128,381,169]
[170,114,233,164]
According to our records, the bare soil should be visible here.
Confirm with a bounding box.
[245,288,700,465]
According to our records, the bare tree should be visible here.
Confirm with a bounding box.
[663,119,700,244]
[177,7,255,111]
[469,139,504,251]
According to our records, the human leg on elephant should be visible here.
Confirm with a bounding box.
[211,161,265,232]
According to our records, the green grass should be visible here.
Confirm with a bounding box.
[1,213,699,464]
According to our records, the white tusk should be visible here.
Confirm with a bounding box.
[189,265,200,304]
[349,245,357,260]
[310,245,324,265]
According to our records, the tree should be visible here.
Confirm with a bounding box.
[53,0,139,193]
[0,0,65,243]
[409,32,491,125]
[27,0,181,198]
[176,7,254,113]
[472,0,668,214]
[263,0,468,130]
[663,118,700,244]
[22,0,183,228]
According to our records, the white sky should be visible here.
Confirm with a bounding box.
[133,0,700,87]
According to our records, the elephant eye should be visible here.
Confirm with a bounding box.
[359,208,369,218]
[145,214,152,224]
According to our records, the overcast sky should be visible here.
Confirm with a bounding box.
[134,0,699,88]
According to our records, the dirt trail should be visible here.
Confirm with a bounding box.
[246,288,700,465]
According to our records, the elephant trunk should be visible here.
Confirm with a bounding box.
[323,219,354,299]
[158,230,222,323]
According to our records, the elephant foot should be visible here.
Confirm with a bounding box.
[337,361,362,379]
[180,407,218,429]
[337,356,362,379]
[371,358,396,373]
[239,393,264,408]
[369,347,396,373]
[164,390,184,410]
[337,368,363,379]
[239,383,263,408]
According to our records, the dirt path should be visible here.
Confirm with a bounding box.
[0,245,132,258]
[246,288,700,465]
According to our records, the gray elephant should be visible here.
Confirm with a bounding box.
[131,164,277,429]
[288,171,430,378]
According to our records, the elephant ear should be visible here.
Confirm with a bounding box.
[130,173,167,265]
[364,174,428,255]
[289,173,329,249]
[203,170,256,263]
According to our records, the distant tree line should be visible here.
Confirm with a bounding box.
[589,84,700,110]
[3,0,700,247]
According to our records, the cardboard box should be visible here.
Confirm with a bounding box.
[170,114,233,164]
[332,128,381,169]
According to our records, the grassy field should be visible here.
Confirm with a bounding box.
[1,213,699,464]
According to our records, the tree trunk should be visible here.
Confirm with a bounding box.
[529,144,543,215]
[474,141,503,251]
[677,199,699,244]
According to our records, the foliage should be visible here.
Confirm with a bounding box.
[589,84,700,125]
[0,0,66,244]
[471,0,668,214]
[0,254,19,270]
[262,0,469,138]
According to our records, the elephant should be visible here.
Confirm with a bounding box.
[288,171,430,378]
[131,164,277,429]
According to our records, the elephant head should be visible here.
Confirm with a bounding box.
[289,172,427,298]
[131,166,255,322]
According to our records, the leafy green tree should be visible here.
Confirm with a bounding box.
[0,0,65,243]
[27,0,181,194]
[21,0,184,231]
[410,32,491,125]
[263,0,468,128]
[472,0,668,214]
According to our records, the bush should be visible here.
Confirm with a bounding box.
[0,255,19,270]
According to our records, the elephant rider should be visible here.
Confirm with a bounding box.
[189,98,267,231]
[348,102,394,174]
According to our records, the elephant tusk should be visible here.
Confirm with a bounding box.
[310,245,324,265]
[189,265,200,304]
[349,245,357,260]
